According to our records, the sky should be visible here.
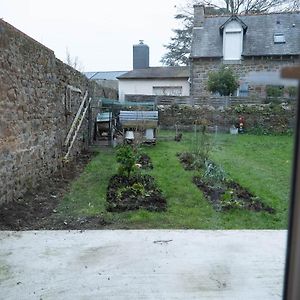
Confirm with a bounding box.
[1,0,188,72]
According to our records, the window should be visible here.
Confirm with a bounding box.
[274,33,286,44]
[153,86,182,96]
[223,20,244,61]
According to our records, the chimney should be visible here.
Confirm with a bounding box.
[133,40,149,69]
[194,5,204,28]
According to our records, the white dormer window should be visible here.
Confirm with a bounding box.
[223,20,244,61]
[274,33,285,44]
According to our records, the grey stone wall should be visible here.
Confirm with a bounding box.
[190,56,300,97]
[0,20,117,204]
[159,103,296,134]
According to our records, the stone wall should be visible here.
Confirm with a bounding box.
[190,56,300,97]
[0,20,117,204]
[158,103,296,134]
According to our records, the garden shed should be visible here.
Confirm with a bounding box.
[96,112,113,135]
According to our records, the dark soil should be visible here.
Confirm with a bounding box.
[193,176,275,213]
[137,153,153,169]
[0,151,109,230]
[107,174,167,212]
[177,152,202,171]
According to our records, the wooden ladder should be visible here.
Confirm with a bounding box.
[63,90,91,161]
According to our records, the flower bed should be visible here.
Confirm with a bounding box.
[106,145,166,212]
[193,176,275,213]
[106,174,166,212]
[178,152,275,213]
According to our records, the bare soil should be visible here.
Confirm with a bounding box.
[137,153,153,169]
[193,176,275,213]
[0,152,108,230]
[106,174,167,212]
[177,152,275,213]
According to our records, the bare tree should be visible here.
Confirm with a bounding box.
[65,48,84,72]
[193,0,294,14]
[287,0,300,11]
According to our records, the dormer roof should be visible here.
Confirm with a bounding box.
[219,15,248,34]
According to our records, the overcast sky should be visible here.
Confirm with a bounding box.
[1,0,188,71]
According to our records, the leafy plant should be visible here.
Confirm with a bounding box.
[116,182,146,199]
[207,66,239,96]
[220,190,243,210]
[131,182,146,195]
[286,86,297,98]
[202,160,227,184]
[116,145,138,178]
[266,85,284,98]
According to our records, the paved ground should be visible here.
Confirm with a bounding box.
[0,230,286,300]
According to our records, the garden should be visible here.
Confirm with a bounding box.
[0,65,295,230]
[0,129,293,230]
[29,129,292,230]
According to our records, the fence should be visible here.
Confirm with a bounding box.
[125,94,267,107]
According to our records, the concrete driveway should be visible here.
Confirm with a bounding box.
[0,230,286,300]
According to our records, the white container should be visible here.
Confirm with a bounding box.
[125,131,134,140]
[145,128,154,140]
[230,127,238,135]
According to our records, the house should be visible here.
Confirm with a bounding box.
[118,66,190,101]
[117,41,190,102]
[190,5,300,98]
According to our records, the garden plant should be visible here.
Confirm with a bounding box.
[106,143,166,212]
[177,126,275,213]
[42,130,292,230]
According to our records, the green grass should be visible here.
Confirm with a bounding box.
[57,131,294,229]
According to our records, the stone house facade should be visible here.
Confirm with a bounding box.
[190,5,300,99]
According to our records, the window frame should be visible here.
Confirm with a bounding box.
[274,33,286,44]
[282,66,300,300]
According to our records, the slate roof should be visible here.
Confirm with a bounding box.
[219,15,248,33]
[191,12,300,58]
[117,66,189,79]
[84,71,128,80]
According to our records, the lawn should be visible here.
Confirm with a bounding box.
[56,131,294,229]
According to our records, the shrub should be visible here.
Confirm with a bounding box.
[286,86,297,98]
[116,145,137,178]
[207,66,239,96]
[266,85,284,98]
